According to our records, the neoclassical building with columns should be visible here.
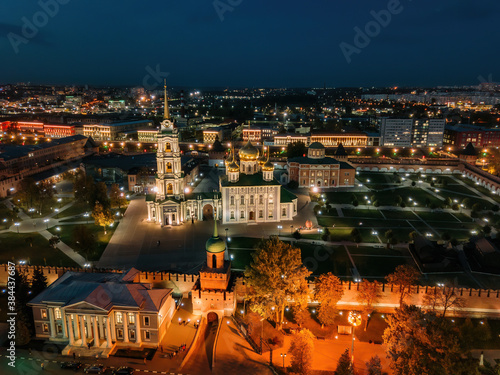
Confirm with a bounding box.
[28,269,175,356]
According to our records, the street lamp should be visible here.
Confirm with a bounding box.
[348,311,362,368]
[44,218,49,229]
[280,353,287,369]
[14,222,20,233]
[54,208,59,218]
[290,225,293,235]
[277,225,282,237]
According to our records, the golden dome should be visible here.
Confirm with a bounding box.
[227,160,239,172]
[239,140,259,161]
[262,160,274,171]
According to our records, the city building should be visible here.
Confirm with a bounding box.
[444,124,500,148]
[0,135,93,197]
[83,120,153,141]
[380,118,445,147]
[380,118,413,147]
[274,134,309,146]
[287,142,356,188]
[27,268,176,356]
[412,119,445,147]
[44,124,77,138]
[203,127,223,144]
[310,133,368,147]
[137,128,160,143]
[219,141,298,224]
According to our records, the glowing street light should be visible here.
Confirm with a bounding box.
[348,311,362,366]
[14,222,20,233]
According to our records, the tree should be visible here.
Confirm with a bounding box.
[351,228,361,243]
[287,141,307,158]
[93,182,110,209]
[409,231,418,241]
[17,177,38,209]
[383,305,476,375]
[314,272,344,309]
[422,286,465,317]
[292,305,309,327]
[92,202,114,234]
[322,227,330,241]
[385,265,420,306]
[73,170,95,208]
[245,237,311,329]
[48,236,60,248]
[483,225,492,236]
[289,329,315,374]
[317,304,337,327]
[366,355,382,375]
[109,183,126,210]
[334,349,352,375]
[356,280,381,330]
[31,267,48,298]
[73,225,97,261]
[472,202,482,213]
[13,269,33,343]
[292,230,301,240]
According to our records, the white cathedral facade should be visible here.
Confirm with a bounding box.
[146,85,297,226]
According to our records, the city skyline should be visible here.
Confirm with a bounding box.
[1,0,499,88]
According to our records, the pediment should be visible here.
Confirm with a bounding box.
[65,301,108,313]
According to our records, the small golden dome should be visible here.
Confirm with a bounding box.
[227,160,239,172]
[262,160,274,171]
[239,140,259,161]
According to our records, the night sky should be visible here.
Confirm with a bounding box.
[1,0,499,88]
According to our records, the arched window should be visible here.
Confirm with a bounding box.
[212,254,217,268]
[165,142,171,151]
[167,183,173,195]
[166,162,172,173]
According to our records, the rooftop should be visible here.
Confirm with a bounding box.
[220,172,281,187]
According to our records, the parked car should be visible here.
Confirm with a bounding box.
[113,367,134,375]
[61,362,83,370]
[84,364,107,374]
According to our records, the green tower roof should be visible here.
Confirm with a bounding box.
[205,219,226,253]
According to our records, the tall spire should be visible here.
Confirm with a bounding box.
[213,213,218,238]
[163,79,170,120]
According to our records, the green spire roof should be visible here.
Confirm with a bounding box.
[205,219,226,254]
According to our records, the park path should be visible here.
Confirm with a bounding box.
[2,199,87,267]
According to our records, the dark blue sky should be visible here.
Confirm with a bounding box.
[1,0,499,88]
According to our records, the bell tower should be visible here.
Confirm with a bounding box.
[155,82,184,200]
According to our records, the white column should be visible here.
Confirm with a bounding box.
[67,315,74,345]
[80,316,87,347]
[74,314,80,339]
[48,308,56,338]
[93,316,100,347]
[99,316,104,339]
[106,318,112,348]
[62,311,67,339]
[135,313,141,344]
[110,314,116,341]
[123,313,129,342]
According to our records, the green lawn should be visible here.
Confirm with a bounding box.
[347,245,410,257]
[57,201,90,219]
[414,211,460,222]
[48,223,118,262]
[0,232,79,267]
[357,172,398,184]
[352,255,413,278]
[298,243,352,276]
[379,210,419,220]
[341,208,384,219]
[228,237,264,249]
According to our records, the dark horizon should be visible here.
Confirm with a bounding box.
[1,0,499,88]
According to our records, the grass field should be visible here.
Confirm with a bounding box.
[0,232,79,267]
[48,223,118,262]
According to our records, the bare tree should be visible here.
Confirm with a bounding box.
[422,286,465,318]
